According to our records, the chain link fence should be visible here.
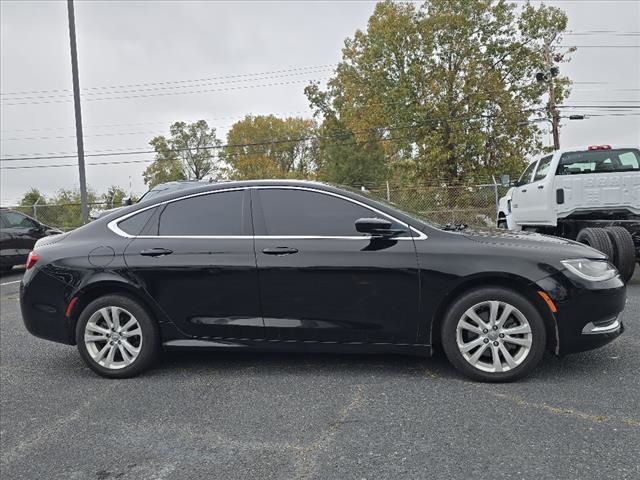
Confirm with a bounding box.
[6,183,509,231]
[362,183,509,227]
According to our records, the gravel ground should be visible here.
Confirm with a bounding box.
[1,268,639,480]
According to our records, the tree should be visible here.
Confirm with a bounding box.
[19,188,47,207]
[143,120,221,188]
[102,185,127,208]
[221,115,318,179]
[305,0,573,185]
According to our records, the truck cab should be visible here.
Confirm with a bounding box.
[498,145,640,281]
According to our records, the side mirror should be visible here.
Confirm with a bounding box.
[122,197,133,206]
[500,174,511,187]
[355,217,404,237]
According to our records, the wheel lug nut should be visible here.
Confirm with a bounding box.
[493,326,498,330]
[499,333,505,338]
[482,329,488,334]
[483,338,489,344]
[493,341,499,346]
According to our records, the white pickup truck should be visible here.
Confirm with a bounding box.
[498,144,640,281]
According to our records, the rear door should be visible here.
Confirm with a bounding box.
[252,186,421,345]
[121,188,263,339]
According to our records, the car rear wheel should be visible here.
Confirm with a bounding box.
[76,294,160,378]
[441,287,546,382]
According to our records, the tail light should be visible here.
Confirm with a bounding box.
[588,145,612,150]
[26,251,39,270]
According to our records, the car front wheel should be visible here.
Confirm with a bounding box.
[441,287,546,382]
[75,294,160,378]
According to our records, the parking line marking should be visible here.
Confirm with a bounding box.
[0,280,20,286]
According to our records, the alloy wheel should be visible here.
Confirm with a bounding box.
[455,300,532,373]
[84,306,143,370]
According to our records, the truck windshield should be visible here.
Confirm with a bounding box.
[557,148,640,175]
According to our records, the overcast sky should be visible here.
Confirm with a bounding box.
[1,0,639,205]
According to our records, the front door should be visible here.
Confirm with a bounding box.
[122,188,263,339]
[251,187,421,345]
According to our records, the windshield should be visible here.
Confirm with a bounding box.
[557,148,640,175]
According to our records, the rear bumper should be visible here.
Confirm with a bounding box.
[536,271,626,355]
[20,268,75,345]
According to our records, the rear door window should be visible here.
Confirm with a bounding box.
[158,190,245,236]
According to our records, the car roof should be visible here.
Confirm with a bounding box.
[97,179,423,228]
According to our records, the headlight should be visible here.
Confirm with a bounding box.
[561,258,618,282]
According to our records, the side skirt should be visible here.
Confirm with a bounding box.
[163,338,432,357]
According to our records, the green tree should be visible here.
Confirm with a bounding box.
[19,188,47,207]
[305,0,573,185]
[221,115,318,179]
[44,188,98,229]
[101,185,127,208]
[143,120,221,187]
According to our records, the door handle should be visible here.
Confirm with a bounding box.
[537,185,544,189]
[521,189,527,193]
[140,248,173,257]
[262,247,299,255]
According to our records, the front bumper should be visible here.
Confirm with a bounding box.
[536,271,626,355]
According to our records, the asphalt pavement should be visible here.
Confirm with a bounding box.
[1,267,639,480]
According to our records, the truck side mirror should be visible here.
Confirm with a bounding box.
[500,174,511,187]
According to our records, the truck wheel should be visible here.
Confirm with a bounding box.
[576,228,615,261]
[497,219,507,229]
[605,227,636,282]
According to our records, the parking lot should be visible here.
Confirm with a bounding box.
[0,268,638,480]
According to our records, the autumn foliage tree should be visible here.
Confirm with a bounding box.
[306,0,573,185]
[221,115,318,179]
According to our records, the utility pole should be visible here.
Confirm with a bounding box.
[543,40,560,150]
[67,0,88,224]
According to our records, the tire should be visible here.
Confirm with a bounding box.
[497,219,507,229]
[576,227,615,260]
[441,287,546,382]
[605,226,636,282]
[0,265,13,272]
[75,294,160,378]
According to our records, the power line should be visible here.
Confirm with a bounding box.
[0,110,314,134]
[0,111,537,164]
[0,78,330,107]
[0,64,336,97]
[0,68,334,103]
[3,109,638,167]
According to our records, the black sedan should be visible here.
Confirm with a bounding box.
[0,208,62,272]
[20,180,626,381]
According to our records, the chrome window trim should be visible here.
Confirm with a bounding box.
[107,185,428,240]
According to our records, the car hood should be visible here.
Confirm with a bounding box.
[462,228,607,260]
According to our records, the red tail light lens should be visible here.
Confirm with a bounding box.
[26,251,39,270]
[588,145,612,150]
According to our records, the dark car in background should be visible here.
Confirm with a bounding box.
[0,208,62,272]
[20,180,627,382]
